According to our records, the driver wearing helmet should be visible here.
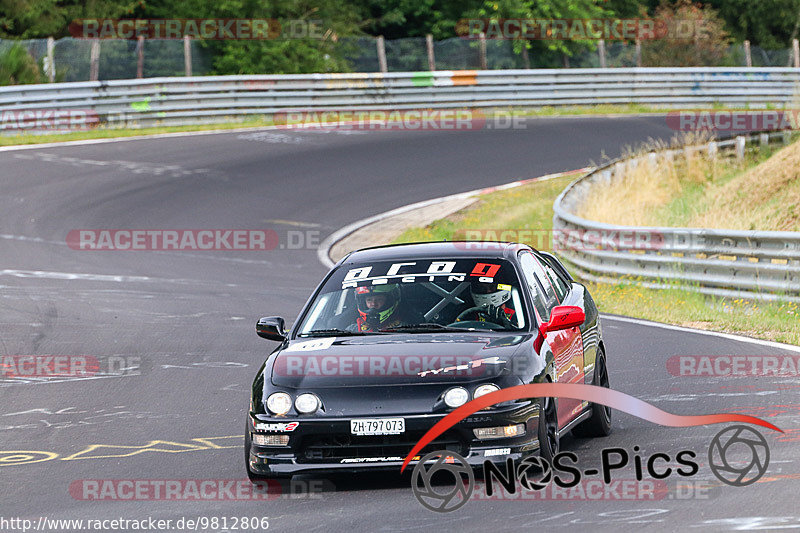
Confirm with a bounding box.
[352,284,418,332]
[458,280,516,327]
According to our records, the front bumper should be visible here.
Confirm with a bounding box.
[247,401,540,477]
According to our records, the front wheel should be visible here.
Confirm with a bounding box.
[572,348,612,438]
[537,396,559,462]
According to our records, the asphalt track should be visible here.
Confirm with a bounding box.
[1,116,799,532]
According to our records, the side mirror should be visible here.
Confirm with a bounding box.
[539,306,585,336]
[256,316,286,341]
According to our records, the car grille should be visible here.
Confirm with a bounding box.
[298,430,467,463]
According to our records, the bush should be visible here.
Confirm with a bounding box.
[641,0,731,67]
[0,43,47,85]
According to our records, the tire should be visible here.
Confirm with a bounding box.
[537,395,559,463]
[572,348,612,438]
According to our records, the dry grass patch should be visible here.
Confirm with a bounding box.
[577,135,799,231]
[689,140,800,231]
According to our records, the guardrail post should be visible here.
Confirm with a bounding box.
[735,136,746,160]
[783,130,792,144]
[635,39,641,67]
[479,32,488,69]
[184,36,192,77]
[760,133,770,149]
[136,35,144,79]
[89,39,100,81]
[46,36,55,82]
[648,152,657,168]
[598,39,606,68]
[614,161,626,179]
[426,34,435,71]
[521,43,530,69]
[744,40,752,67]
[376,36,387,73]
[794,39,800,68]
[707,141,717,158]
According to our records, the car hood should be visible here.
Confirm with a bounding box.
[270,333,530,388]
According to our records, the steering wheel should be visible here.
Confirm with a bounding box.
[455,306,501,324]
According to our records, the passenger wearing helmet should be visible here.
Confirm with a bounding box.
[458,280,516,327]
[352,284,419,332]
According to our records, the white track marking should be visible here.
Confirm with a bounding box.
[0,269,153,282]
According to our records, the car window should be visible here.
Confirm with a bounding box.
[518,252,552,322]
[297,258,528,334]
[540,258,569,302]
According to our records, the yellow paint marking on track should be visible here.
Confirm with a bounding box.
[190,436,241,449]
[0,435,241,466]
[0,451,59,466]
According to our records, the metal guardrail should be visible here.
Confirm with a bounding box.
[552,132,800,302]
[2,67,800,130]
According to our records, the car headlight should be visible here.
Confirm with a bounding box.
[474,383,500,399]
[295,393,320,414]
[266,392,292,415]
[443,387,469,408]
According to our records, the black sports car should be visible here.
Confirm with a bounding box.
[246,242,611,480]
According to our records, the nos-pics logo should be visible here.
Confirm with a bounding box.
[411,424,770,513]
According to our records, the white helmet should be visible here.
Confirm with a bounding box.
[471,282,511,307]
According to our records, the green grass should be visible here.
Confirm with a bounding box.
[585,278,799,345]
[392,173,800,346]
[499,103,666,117]
[394,174,576,246]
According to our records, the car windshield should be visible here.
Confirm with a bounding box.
[297,258,528,335]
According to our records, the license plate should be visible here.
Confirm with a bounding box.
[350,418,405,436]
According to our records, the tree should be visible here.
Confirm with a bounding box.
[640,0,731,67]
[134,0,365,74]
[707,0,800,50]
[464,0,613,68]
[0,0,139,38]
[0,42,46,84]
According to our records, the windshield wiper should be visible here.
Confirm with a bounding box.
[299,328,385,337]
[378,323,476,333]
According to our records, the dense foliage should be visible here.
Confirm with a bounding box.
[0,0,797,75]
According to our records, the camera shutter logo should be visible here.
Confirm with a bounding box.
[411,451,474,512]
[516,455,552,491]
[708,425,769,487]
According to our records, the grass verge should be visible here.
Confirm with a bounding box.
[0,117,278,147]
[578,136,800,231]
[392,174,800,346]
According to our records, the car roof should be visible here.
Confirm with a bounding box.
[339,241,534,264]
